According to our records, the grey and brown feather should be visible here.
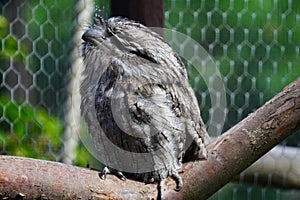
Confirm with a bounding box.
[81,14,209,192]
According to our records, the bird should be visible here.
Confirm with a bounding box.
[80,12,209,199]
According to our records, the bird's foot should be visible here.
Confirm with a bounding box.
[171,172,183,191]
[156,173,183,200]
[99,166,126,181]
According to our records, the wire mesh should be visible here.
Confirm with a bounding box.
[0,0,299,199]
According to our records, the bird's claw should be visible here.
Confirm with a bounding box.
[116,171,126,181]
[100,166,110,180]
[100,167,126,181]
[172,172,183,191]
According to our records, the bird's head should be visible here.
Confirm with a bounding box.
[82,12,109,47]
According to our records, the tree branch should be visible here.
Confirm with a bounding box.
[0,78,299,199]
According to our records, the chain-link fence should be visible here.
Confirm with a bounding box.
[1,0,299,199]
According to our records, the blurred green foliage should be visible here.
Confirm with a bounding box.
[0,15,27,63]
[165,0,300,133]
[0,94,63,160]
[22,0,75,114]
[0,9,66,161]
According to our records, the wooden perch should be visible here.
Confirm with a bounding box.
[0,78,299,199]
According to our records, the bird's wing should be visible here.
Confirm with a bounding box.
[108,52,208,161]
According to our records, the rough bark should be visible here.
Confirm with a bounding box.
[0,77,299,199]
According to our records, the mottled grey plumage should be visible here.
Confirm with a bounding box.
[81,13,209,198]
